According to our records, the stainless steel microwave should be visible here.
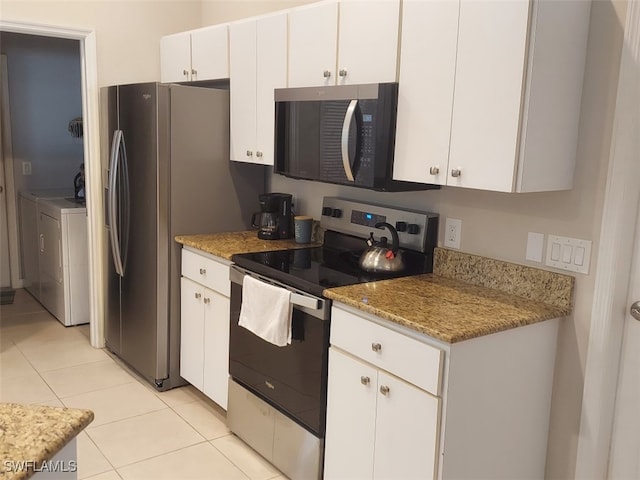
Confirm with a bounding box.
[274,83,438,192]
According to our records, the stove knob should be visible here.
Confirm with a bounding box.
[331,208,343,218]
[322,207,333,216]
[395,221,407,232]
[407,224,420,235]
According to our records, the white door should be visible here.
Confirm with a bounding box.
[0,121,9,288]
[180,276,205,390]
[191,25,229,81]
[160,32,191,83]
[608,209,640,478]
[202,288,230,410]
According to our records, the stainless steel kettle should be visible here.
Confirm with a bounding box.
[359,222,405,273]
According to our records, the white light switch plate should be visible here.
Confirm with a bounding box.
[526,232,544,263]
[545,235,592,274]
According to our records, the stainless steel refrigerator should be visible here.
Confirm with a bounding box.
[102,82,264,390]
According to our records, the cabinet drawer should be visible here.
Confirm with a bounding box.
[330,306,443,396]
[181,248,230,296]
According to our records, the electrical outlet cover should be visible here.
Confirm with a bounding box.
[444,218,462,249]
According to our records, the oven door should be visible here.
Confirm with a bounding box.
[229,265,331,437]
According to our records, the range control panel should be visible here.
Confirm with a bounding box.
[320,197,438,253]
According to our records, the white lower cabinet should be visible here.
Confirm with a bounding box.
[325,304,560,479]
[180,248,231,409]
[325,348,439,479]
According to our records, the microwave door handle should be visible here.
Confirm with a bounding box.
[341,99,358,182]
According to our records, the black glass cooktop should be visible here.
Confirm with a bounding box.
[231,233,433,297]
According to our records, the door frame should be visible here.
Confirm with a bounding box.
[575,2,640,477]
[0,20,104,348]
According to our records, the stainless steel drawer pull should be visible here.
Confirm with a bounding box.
[204,297,210,304]
[429,166,440,175]
[194,292,201,299]
[183,69,189,76]
[451,168,462,178]
[360,376,370,386]
[199,268,206,275]
[323,70,331,78]
[380,385,390,396]
[371,343,382,353]
[339,69,347,77]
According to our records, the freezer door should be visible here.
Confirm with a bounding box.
[117,83,167,383]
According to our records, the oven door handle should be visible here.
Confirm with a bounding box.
[290,293,319,310]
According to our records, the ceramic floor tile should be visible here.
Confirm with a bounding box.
[0,343,38,379]
[41,359,135,398]
[118,442,248,480]
[18,337,110,372]
[153,384,205,407]
[63,382,167,427]
[77,431,114,479]
[211,435,281,480]
[0,371,57,404]
[1,311,70,343]
[87,408,205,468]
[84,471,122,480]
[0,290,45,319]
[172,399,230,440]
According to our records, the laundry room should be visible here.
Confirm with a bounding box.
[0,32,88,325]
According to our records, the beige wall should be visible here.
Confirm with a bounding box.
[0,0,203,86]
[201,0,317,24]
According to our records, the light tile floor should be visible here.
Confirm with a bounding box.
[0,289,286,480]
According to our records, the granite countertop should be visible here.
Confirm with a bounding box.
[324,248,574,343]
[176,231,575,344]
[175,230,320,261]
[0,403,94,480]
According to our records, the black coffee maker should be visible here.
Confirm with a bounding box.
[251,193,294,240]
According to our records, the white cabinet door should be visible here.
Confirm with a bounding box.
[448,0,530,191]
[229,19,257,163]
[255,12,287,166]
[203,289,230,410]
[180,277,205,390]
[373,371,440,480]
[392,0,459,185]
[191,25,229,81]
[288,0,338,87]
[337,0,399,85]
[160,32,191,83]
[324,348,377,479]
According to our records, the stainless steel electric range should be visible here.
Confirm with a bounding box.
[227,197,438,480]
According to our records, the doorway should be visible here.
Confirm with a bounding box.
[0,20,102,348]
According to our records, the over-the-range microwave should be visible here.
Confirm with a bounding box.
[274,82,439,192]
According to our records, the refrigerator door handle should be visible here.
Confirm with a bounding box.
[108,130,125,277]
[120,131,131,274]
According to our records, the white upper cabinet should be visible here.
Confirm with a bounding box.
[447,0,591,192]
[229,12,287,165]
[288,0,400,87]
[393,0,590,192]
[160,24,229,83]
[393,0,460,185]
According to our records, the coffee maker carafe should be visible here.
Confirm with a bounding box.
[251,193,293,240]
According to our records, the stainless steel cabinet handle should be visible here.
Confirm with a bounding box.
[191,68,197,77]
[371,343,382,353]
[246,150,253,157]
[199,268,206,275]
[323,70,331,78]
[429,166,440,175]
[451,169,462,178]
[380,385,390,396]
[360,376,370,386]
[256,151,263,158]
[194,292,201,299]
[339,69,347,77]
[204,297,211,305]
[183,69,189,76]
[631,301,640,321]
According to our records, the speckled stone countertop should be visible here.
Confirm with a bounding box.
[0,403,94,479]
[175,230,320,260]
[324,248,574,343]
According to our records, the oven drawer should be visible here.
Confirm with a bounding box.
[181,248,231,296]
[330,306,443,397]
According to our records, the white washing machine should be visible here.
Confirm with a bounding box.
[29,196,89,326]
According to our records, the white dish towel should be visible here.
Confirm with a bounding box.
[238,275,292,347]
